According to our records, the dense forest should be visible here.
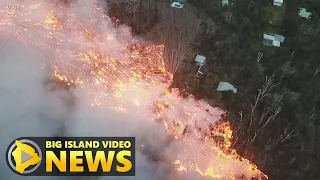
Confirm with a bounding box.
[105,0,320,179]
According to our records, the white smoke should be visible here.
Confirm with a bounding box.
[0,1,191,179]
[0,0,266,180]
[0,39,71,180]
[0,38,202,180]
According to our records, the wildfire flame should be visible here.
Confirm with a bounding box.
[0,1,267,179]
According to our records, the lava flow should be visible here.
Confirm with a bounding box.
[0,0,267,179]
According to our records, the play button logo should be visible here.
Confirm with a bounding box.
[22,151,33,163]
[7,139,42,174]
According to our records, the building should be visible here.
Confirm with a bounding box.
[171,0,185,9]
[217,82,237,93]
[195,55,206,65]
[262,33,285,48]
[194,55,206,78]
[273,0,283,6]
[299,8,312,19]
[221,0,229,7]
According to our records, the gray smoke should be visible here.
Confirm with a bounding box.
[0,39,202,180]
[0,40,72,180]
[0,1,198,179]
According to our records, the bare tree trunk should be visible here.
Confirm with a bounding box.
[155,4,203,75]
[245,75,289,146]
[248,75,278,132]
[314,65,320,76]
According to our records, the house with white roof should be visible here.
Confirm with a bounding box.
[299,8,312,19]
[221,0,229,7]
[195,55,206,65]
[194,55,206,78]
[273,0,283,6]
[262,33,285,48]
[171,0,185,9]
[217,82,237,93]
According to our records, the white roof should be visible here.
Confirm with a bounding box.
[263,33,285,47]
[222,0,229,4]
[171,2,184,8]
[299,8,312,19]
[273,41,280,47]
[217,82,237,93]
[195,55,206,64]
[274,0,283,3]
[264,34,275,40]
[274,34,285,42]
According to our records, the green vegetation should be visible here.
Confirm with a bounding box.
[106,0,320,179]
[214,0,221,8]
[265,4,286,33]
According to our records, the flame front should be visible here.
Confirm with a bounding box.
[0,1,267,179]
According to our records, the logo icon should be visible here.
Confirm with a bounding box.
[7,139,42,174]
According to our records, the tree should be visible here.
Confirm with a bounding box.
[151,5,203,75]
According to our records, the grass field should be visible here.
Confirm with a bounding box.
[264,3,287,34]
